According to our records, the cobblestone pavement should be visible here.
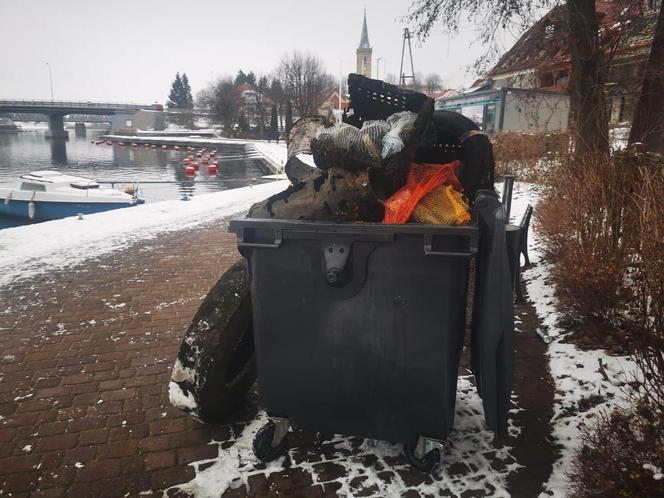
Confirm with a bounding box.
[0,218,555,498]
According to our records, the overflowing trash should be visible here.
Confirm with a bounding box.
[246,73,493,226]
[383,161,467,224]
[171,74,521,474]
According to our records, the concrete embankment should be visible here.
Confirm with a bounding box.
[99,134,285,173]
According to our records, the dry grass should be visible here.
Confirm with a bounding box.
[491,131,569,182]
[568,401,664,498]
[538,150,664,497]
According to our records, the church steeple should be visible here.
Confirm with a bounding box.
[356,9,373,78]
[359,9,371,49]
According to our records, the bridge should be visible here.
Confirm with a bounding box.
[0,100,158,138]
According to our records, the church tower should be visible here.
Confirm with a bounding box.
[356,9,372,78]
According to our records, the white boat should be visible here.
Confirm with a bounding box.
[0,171,144,223]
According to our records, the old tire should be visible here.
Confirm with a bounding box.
[403,442,441,473]
[169,259,256,423]
[253,422,288,462]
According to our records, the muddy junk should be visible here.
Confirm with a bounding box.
[169,74,523,473]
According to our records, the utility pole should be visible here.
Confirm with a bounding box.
[46,62,54,102]
[339,60,343,123]
[399,28,415,87]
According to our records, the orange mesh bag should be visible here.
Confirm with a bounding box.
[383,161,462,224]
[412,185,471,225]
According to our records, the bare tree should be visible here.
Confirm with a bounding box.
[385,72,399,84]
[195,85,215,110]
[211,77,241,132]
[424,73,443,94]
[405,0,617,159]
[408,0,550,73]
[629,0,664,152]
[254,75,270,136]
[277,51,335,117]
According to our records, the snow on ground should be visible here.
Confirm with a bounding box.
[252,141,316,171]
[0,180,288,287]
[252,142,287,170]
[509,183,638,498]
[102,134,253,146]
[169,188,546,498]
[169,377,521,498]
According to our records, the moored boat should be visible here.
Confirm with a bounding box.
[0,171,144,223]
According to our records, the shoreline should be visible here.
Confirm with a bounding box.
[99,134,286,173]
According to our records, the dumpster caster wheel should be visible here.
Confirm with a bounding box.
[403,437,443,473]
[253,418,289,462]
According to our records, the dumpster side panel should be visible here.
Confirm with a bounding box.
[246,230,470,444]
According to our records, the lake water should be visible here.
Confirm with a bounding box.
[0,128,274,229]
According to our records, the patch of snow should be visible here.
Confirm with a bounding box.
[14,393,34,401]
[252,141,316,172]
[22,445,32,452]
[252,142,287,170]
[168,376,520,497]
[0,180,288,287]
[169,381,198,411]
[74,462,84,468]
[506,183,639,498]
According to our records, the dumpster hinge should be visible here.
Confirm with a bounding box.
[322,240,351,284]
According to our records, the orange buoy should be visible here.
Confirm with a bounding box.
[174,145,180,151]
[161,145,168,150]
[118,142,125,146]
[131,143,138,147]
[192,162,199,170]
[106,141,112,145]
[152,144,157,149]
[196,152,202,158]
[185,165,195,176]
[208,163,217,175]
[183,158,190,164]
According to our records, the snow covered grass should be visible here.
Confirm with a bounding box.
[509,182,638,498]
[0,180,288,287]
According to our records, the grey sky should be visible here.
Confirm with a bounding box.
[0,0,522,103]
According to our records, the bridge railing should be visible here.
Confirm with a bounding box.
[0,100,155,110]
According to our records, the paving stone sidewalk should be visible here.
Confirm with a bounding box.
[0,218,556,498]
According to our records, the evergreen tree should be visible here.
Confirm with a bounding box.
[167,72,183,108]
[285,99,293,134]
[246,71,257,86]
[181,73,194,108]
[238,112,249,132]
[234,70,247,86]
[270,104,278,134]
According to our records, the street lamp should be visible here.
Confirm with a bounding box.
[45,62,54,102]
[338,60,351,124]
[376,57,384,80]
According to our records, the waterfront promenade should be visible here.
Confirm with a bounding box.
[0,185,556,497]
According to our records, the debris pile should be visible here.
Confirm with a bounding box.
[248,73,494,224]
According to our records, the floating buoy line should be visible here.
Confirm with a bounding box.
[93,140,226,178]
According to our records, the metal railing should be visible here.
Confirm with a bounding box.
[0,100,154,110]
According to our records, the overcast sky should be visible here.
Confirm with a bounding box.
[0,0,525,103]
